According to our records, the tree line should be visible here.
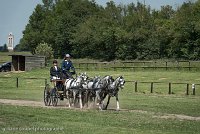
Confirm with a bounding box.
[0,44,8,52]
[16,0,200,61]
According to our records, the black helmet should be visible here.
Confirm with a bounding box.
[53,60,58,64]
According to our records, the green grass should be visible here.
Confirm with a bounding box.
[1,52,200,133]
[0,104,200,134]
[0,69,200,116]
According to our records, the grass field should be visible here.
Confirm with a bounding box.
[1,104,200,134]
[1,69,200,133]
[0,52,200,133]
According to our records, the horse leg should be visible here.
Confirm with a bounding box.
[96,90,101,106]
[79,91,83,109]
[85,90,89,108]
[66,90,71,108]
[83,90,88,107]
[101,92,108,109]
[104,95,111,110]
[73,90,76,107]
[116,94,120,111]
[93,94,96,107]
[98,92,106,110]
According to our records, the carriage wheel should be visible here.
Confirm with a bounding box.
[51,89,58,106]
[44,84,51,106]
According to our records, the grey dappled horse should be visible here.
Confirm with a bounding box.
[64,73,88,108]
[82,75,113,110]
[82,76,101,107]
[101,76,125,110]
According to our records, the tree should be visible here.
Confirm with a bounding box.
[1,44,9,52]
[19,4,47,54]
[35,42,53,60]
[18,0,200,60]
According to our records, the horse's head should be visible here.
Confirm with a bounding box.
[102,75,113,85]
[76,72,89,87]
[80,72,88,81]
[93,76,101,82]
[116,76,125,89]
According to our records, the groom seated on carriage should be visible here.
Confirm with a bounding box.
[50,60,63,90]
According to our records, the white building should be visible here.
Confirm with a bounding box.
[7,32,14,51]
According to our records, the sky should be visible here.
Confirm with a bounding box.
[0,0,190,47]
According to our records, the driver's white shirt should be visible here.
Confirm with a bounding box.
[54,66,57,71]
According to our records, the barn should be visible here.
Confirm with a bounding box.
[9,54,46,71]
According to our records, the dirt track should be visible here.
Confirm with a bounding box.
[0,99,200,121]
[0,99,43,107]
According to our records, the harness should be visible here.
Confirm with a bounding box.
[92,79,100,89]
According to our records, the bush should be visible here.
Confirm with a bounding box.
[35,43,53,60]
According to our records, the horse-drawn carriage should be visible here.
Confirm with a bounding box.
[44,72,86,107]
[43,73,126,110]
[44,79,66,106]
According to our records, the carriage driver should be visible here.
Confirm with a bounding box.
[61,54,76,79]
[50,59,62,87]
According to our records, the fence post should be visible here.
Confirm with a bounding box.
[189,61,191,71]
[151,82,153,93]
[16,77,19,88]
[186,83,189,95]
[86,63,89,70]
[192,84,196,95]
[135,81,138,92]
[168,83,172,94]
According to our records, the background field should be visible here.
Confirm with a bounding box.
[0,52,200,134]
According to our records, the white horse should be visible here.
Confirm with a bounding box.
[82,76,101,107]
[102,76,125,110]
[82,75,113,110]
[65,73,88,108]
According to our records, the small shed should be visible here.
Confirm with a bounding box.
[9,54,46,71]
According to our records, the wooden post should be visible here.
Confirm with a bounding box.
[16,56,19,71]
[168,83,172,94]
[189,61,191,71]
[86,63,89,70]
[16,77,19,88]
[95,63,97,70]
[192,84,195,95]
[151,82,153,93]
[135,81,138,92]
[186,83,189,95]
[113,62,115,71]
[178,61,180,70]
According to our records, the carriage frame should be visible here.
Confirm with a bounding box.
[44,79,66,106]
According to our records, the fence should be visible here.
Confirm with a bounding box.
[74,61,200,71]
[0,77,199,96]
[0,77,47,89]
[126,81,199,96]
